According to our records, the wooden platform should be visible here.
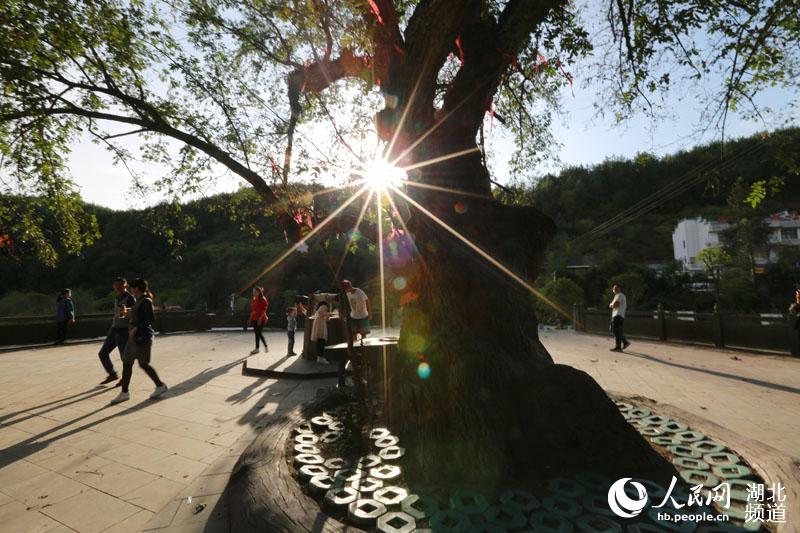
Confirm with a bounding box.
[242,351,340,379]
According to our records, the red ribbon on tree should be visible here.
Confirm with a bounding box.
[368,0,384,24]
[455,36,465,64]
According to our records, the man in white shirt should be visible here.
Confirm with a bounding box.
[609,284,630,352]
[342,280,370,339]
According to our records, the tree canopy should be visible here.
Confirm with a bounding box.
[2,0,798,264]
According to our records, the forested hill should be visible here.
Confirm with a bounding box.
[2,129,799,317]
[0,187,378,318]
[513,127,800,269]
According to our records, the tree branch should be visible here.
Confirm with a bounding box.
[400,0,470,113]
[440,0,562,141]
[1,106,280,204]
[282,50,370,181]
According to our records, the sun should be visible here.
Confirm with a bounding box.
[363,156,407,191]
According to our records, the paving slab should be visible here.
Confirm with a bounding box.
[0,330,329,532]
[541,329,800,458]
[1,329,798,532]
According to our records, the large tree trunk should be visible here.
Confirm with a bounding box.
[389,139,676,493]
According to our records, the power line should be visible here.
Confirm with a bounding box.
[570,139,767,245]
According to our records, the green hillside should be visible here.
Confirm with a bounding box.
[2,129,798,318]
[503,128,800,315]
[0,187,379,318]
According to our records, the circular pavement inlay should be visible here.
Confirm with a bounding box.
[370,465,402,481]
[323,486,359,514]
[349,476,383,494]
[369,427,392,440]
[347,498,387,527]
[294,433,319,445]
[450,490,490,515]
[429,509,471,532]
[498,489,540,512]
[298,464,328,482]
[401,494,440,520]
[308,474,337,496]
[293,443,320,455]
[374,435,400,448]
[355,454,382,470]
[293,453,324,468]
[378,446,406,461]
[542,495,582,518]
[376,511,416,533]
[374,486,409,507]
[320,431,343,444]
[483,504,527,529]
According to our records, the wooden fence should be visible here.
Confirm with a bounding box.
[575,306,799,356]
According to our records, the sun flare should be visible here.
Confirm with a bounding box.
[362,157,407,191]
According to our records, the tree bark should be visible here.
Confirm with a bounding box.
[389,145,676,493]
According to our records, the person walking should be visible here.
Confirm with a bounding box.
[789,287,800,356]
[110,278,167,404]
[342,280,370,342]
[55,288,75,344]
[249,287,269,354]
[286,307,297,356]
[609,284,630,352]
[309,300,329,362]
[98,277,137,385]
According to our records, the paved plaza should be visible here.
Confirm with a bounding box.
[0,329,798,532]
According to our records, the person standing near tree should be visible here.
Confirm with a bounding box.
[309,300,330,362]
[609,284,630,352]
[342,280,370,342]
[98,277,136,385]
[286,307,297,356]
[54,288,75,345]
[249,287,269,354]
[110,278,167,404]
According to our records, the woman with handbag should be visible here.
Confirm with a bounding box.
[111,278,167,404]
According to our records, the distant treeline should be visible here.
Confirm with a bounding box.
[2,129,799,318]
[502,128,800,316]
[0,186,380,318]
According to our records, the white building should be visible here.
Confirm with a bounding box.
[673,211,800,272]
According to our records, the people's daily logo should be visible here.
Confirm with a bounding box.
[607,478,649,518]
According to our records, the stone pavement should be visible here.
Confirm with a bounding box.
[541,329,800,459]
[0,330,334,532]
[1,329,798,532]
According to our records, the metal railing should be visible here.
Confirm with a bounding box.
[574,305,799,356]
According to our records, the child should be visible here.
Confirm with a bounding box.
[286,307,297,356]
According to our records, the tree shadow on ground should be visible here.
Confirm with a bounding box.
[626,349,800,395]
[0,386,107,424]
[0,356,248,470]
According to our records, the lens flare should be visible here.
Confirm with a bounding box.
[417,362,431,379]
[417,363,431,379]
[362,157,407,191]
[393,277,407,290]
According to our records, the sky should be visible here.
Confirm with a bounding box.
[61,4,798,211]
[69,81,796,211]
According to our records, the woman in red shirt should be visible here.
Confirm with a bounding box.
[249,287,269,354]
